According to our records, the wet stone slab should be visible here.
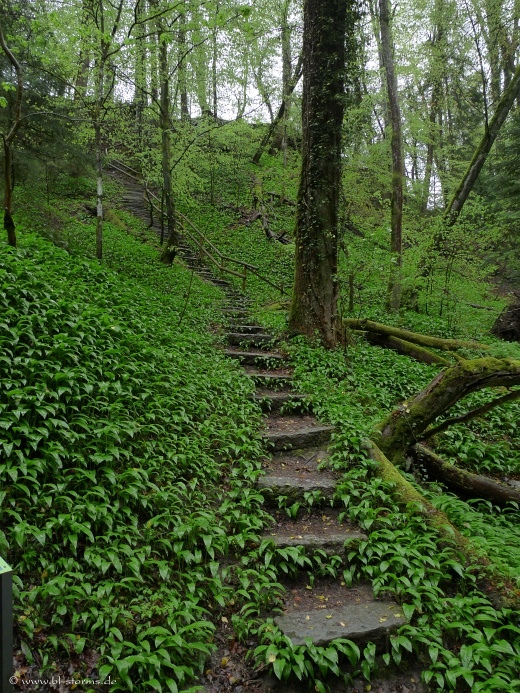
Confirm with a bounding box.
[262,529,367,553]
[257,474,337,502]
[275,600,407,647]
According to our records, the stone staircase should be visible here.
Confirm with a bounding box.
[113,171,421,691]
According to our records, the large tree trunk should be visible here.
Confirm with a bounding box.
[374,357,520,462]
[379,0,404,312]
[288,0,348,347]
[444,61,520,223]
[0,19,23,248]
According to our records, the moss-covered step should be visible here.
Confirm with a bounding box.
[246,371,294,389]
[257,474,337,502]
[274,600,407,647]
[262,528,367,554]
[224,348,287,367]
[262,414,334,451]
[228,324,266,334]
[251,390,308,413]
[227,332,274,347]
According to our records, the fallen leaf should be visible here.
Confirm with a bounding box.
[306,585,313,590]
[305,616,310,621]
[221,616,228,623]
[326,614,332,619]
[379,617,387,623]
[221,657,229,666]
[340,621,346,627]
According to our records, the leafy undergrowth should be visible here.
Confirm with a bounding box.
[0,227,278,692]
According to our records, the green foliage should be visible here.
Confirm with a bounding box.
[0,218,273,690]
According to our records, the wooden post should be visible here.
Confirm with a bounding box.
[0,556,12,692]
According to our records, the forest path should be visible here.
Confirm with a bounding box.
[112,170,426,693]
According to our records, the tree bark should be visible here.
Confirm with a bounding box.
[374,357,520,462]
[0,18,23,248]
[444,61,520,223]
[288,0,348,347]
[379,0,404,311]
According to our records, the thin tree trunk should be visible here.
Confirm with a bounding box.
[94,53,104,260]
[178,7,189,120]
[0,18,23,247]
[251,52,303,165]
[444,62,520,223]
[288,0,347,347]
[379,0,404,311]
[211,6,219,120]
[158,30,178,262]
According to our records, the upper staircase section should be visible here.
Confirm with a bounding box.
[107,159,286,297]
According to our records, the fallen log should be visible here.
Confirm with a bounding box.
[365,440,520,608]
[357,330,450,366]
[412,444,520,505]
[374,357,520,463]
[345,318,489,352]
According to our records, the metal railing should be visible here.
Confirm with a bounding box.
[107,160,286,296]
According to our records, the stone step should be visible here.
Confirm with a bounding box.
[263,424,334,451]
[228,325,265,334]
[274,600,407,647]
[252,391,307,413]
[222,307,250,315]
[227,332,274,347]
[247,372,293,388]
[262,528,367,554]
[257,474,337,502]
[224,349,286,367]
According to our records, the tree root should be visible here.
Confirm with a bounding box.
[345,318,489,352]
[364,440,520,609]
[413,443,520,505]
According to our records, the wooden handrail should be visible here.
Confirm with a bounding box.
[107,159,286,295]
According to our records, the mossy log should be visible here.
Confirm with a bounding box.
[345,319,488,352]
[357,330,450,366]
[374,357,520,462]
[413,444,520,505]
[365,440,520,608]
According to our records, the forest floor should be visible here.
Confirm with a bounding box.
[3,173,520,693]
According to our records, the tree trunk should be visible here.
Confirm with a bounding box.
[374,357,520,462]
[288,0,348,347]
[444,62,520,223]
[0,18,23,248]
[366,441,520,609]
[95,119,103,260]
[379,0,403,312]
[251,52,303,165]
[413,443,520,505]
[178,8,189,120]
[158,29,178,263]
[344,318,488,351]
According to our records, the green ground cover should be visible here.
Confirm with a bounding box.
[2,173,519,692]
